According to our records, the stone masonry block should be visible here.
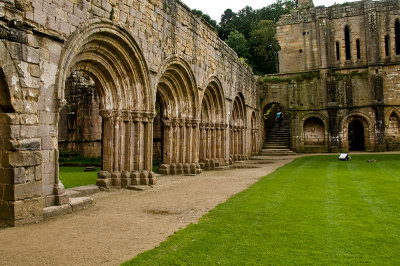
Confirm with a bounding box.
[13,181,42,200]
[5,151,42,167]
[6,138,41,151]
[10,197,43,225]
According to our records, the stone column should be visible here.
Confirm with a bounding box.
[216,124,221,161]
[186,121,192,163]
[163,120,171,164]
[111,112,121,187]
[97,110,114,188]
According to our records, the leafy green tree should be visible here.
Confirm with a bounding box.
[219,9,237,39]
[191,9,219,29]
[217,0,296,74]
[225,30,251,59]
[250,20,280,74]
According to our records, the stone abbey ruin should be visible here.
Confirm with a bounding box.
[0,0,399,226]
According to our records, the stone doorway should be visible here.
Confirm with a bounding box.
[348,119,365,151]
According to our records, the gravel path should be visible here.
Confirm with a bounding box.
[0,158,294,266]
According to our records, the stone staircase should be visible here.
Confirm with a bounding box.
[260,121,296,156]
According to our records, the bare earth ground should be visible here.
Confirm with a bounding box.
[0,158,294,266]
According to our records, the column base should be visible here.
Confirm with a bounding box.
[158,163,201,175]
[97,170,157,188]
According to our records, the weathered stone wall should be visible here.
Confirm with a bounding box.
[0,0,259,226]
[261,0,400,154]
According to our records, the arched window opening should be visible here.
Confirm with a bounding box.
[345,26,351,60]
[356,39,361,59]
[336,42,340,61]
[385,35,390,57]
[395,20,400,55]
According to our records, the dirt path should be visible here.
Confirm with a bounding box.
[0,158,294,266]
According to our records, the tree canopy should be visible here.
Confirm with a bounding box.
[218,0,297,74]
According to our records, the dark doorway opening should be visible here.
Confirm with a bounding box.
[152,94,164,172]
[348,120,365,151]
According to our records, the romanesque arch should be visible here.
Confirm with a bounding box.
[56,21,155,190]
[199,77,227,169]
[251,111,258,155]
[230,93,247,162]
[156,57,201,175]
[342,114,372,151]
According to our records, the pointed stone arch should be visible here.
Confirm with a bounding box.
[199,77,228,169]
[56,21,156,190]
[156,57,201,175]
[342,113,373,152]
[385,108,400,150]
[230,93,247,162]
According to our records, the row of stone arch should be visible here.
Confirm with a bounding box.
[300,110,400,152]
[0,20,258,225]
[54,22,255,187]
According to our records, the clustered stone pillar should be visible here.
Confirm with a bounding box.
[199,122,228,169]
[158,118,202,175]
[230,125,248,162]
[97,110,156,187]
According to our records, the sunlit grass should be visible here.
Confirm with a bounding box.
[124,154,400,265]
[59,167,100,188]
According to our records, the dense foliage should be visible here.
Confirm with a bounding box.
[193,0,297,74]
[219,0,297,74]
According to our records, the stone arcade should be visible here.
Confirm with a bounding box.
[0,0,259,226]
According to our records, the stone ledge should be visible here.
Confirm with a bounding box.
[43,196,93,219]
[65,185,100,198]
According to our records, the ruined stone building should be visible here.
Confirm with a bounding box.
[0,0,260,226]
[261,0,400,153]
[2,0,400,227]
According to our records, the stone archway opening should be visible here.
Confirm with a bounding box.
[156,59,201,175]
[55,24,155,195]
[348,119,365,151]
[262,102,280,141]
[199,80,227,169]
[58,72,103,176]
[230,94,247,162]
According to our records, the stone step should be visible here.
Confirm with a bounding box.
[259,149,296,156]
[65,184,100,198]
[43,197,94,219]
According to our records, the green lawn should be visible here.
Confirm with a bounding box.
[59,167,100,188]
[124,154,400,265]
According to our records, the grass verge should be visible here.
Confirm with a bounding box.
[124,154,400,265]
[59,167,100,188]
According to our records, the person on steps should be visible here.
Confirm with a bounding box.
[276,111,283,129]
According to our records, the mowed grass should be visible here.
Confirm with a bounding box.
[59,167,100,188]
[124,154,400,265]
